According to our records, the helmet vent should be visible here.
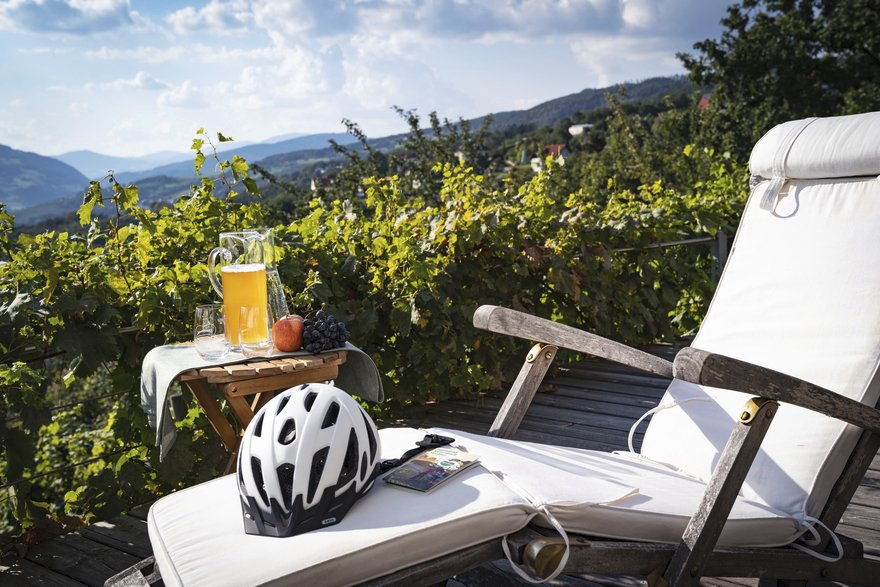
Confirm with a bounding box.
[360,453,368,482]
[361,410,377,461]
[278,418,297,445]
[252,413,264,438]
[277,463,295,508]
[251,456,269,507]
[275,395,290,415]
[321,402,340,429]
[338,430,358,485]
[304,391,318,412]
[308,447,330,503]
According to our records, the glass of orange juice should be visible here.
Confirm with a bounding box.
[207,232,271,349]
[239,303,274,357]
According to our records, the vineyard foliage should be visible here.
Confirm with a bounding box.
[1,104,747,535]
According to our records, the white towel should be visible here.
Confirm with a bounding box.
[140,342,383,460]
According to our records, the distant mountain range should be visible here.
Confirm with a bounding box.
[51,133,359,182]
[0,145,88,212]
[2,76,694,226]
[53,149,189,179]
[476,75,690,130]
[113,132,360,184]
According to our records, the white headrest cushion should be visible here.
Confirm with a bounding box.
[750,111,880,180]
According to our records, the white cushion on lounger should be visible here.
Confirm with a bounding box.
[642,119,880,524]
[432,429,801,548]
[750,111,880,179]
[149,427,799,586]
[149,427,535,587]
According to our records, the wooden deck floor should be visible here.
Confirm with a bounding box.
[2,352,878,586]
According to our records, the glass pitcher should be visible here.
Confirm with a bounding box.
[207,231,269,349]
[252,227,290,319]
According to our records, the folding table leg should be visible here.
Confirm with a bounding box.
[183,379,238,453]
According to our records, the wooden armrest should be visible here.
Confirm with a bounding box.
[673,347,880,434]
[473,305,673,378]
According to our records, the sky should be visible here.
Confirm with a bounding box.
[0,0,732,158]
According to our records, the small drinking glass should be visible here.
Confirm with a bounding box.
[194,303,230,361]
[239,304,274,358]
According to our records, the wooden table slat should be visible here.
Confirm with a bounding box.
[223,364,340,396]
[185,352,347,383]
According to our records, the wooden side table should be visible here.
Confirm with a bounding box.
[177,351,347,472]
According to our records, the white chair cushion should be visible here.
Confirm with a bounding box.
[149,427,800,586]
[643,124,880,522]
[435,429,800,548]
[150,427,534,587]
[750,111,880,179]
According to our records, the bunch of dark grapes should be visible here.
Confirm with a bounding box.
[303,310,350,353]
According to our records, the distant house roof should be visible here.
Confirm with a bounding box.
[698,93,711,112]
[545,144,568,157]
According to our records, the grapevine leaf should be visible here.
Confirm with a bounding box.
[194,150,206,175]
[78,181,104,225]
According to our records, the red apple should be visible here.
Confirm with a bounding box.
[273,315,305,352]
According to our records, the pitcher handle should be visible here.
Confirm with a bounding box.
[207,247,231,298]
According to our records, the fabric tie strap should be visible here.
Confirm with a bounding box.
[758,117,818,211]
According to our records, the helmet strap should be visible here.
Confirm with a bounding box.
[378,433,455,473]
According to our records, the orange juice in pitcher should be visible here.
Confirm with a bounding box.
[221,263,268,346]
[207,231,273,351]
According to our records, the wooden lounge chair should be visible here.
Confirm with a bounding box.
[124,111,880,586]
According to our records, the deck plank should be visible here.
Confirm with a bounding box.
[78,515,152,559]
[24,532,141,587]
[0,556,89,586]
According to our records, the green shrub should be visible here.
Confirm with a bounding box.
[0,133,745,535]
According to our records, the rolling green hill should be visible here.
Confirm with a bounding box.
[474,76,693,130]
[0,145,89,211]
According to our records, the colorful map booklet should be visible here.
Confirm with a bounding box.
[383,446,481,493]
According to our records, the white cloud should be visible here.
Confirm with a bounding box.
[86,45,187,63]
[0,0,134,34]
[207,43,344,111]
[19,45,71,54]
[166,0,253,35]
[571,35,684,87]
[251,0,357,38]
[356,0,623,42]
[621,0,728,37]
[80,71,170,92]
[94,71,170,91]
[340,33,474,117]
[67,101,89,114]
[158,80,205,108]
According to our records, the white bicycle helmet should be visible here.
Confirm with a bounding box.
[237,382,381,537]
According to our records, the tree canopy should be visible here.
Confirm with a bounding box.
[680,0,880,159]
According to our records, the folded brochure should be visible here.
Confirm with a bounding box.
[384,446,480,493]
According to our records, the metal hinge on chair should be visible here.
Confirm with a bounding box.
[740,397,776,424]
[488,343,558,439]
[526,343,556,363]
